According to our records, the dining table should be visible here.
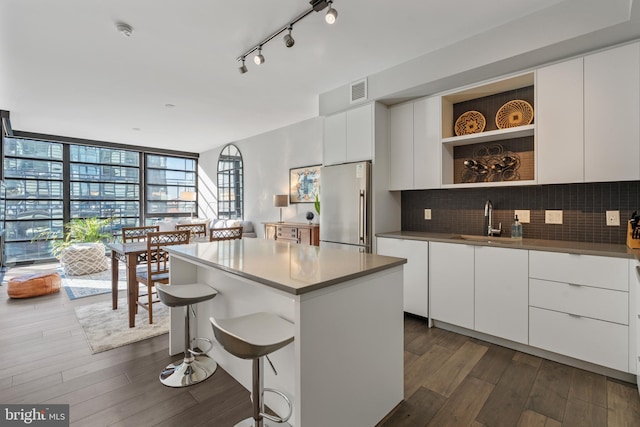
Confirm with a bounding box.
[106,241,148,328]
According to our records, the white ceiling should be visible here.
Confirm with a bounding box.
[0,0,626,154]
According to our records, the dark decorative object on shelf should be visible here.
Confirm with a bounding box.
[462,144,521,183]
[306,211,315,224]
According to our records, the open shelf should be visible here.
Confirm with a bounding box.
[442,124,534,147]
[441,72,536,186]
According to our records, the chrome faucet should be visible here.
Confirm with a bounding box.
[484,200,502,236]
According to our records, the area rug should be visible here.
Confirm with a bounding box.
[60,262,127,300]
[74,298,169,354]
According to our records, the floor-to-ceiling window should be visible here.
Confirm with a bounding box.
[3,138,64,263]
[145,154,197,223]
[1,134,198,265]
[70,145,141,236]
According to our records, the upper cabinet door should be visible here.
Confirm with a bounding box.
[389,103,414,190]
[346,103,373,162]
[414,97,440,190]
[584,42,640,182]
[537,57,584,184]
[323,113,347,166]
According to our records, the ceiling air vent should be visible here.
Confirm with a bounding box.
[350,78,367,104]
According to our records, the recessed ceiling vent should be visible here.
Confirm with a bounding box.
[350,78,368,104]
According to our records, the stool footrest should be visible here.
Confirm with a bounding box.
[260,388,292,424]
[188,337,213,356]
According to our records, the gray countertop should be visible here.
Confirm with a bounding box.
[165,238,406,295]
[376,231,640,260]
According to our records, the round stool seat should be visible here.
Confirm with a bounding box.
[210,312,294,360]
[156,283,218,307]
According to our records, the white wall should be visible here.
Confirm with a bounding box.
[198,117,323,238]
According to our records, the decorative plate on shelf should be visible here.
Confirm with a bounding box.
[495,99,534,129]
[454,110,486,136]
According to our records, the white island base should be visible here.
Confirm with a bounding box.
[167,242,404,427]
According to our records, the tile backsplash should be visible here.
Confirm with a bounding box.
[401,181,640,244]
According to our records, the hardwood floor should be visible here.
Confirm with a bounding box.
[2,264,640,426]
[378,315,640,427]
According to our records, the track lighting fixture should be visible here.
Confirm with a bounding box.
[254,46,265,65]
[238,57,248,74]
[283,26,295,48]
[236,0,337,73]
[325,1,338,24]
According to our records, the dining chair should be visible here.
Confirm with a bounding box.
[135,230,190,324]
[122,225,160,242]
[209,226,243,241]
[176,222,208,240]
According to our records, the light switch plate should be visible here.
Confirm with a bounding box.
[606,210,620,226]
[424,209,432,220]
[545,210,563,224]
[514,210,530,223]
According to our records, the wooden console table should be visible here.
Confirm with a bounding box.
[263,222,320,246]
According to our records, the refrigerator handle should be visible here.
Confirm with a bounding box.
[359,189,366,245]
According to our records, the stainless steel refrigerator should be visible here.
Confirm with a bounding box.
[320,161,371,252]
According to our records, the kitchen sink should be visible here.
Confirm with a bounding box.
[450,234,517,244]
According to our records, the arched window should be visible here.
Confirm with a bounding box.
[217,144,243,219]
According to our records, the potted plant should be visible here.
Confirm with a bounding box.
[35,217,113,275]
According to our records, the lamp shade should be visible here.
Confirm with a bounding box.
[180,191,197,201]
[273,194,289,207]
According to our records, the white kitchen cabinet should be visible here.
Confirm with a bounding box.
[529,250,628,291]
[584,42,640,182]
[323,112,347,165]
[388,97,440,190]
[429,242,474,329]
[323,103,373,166]
[346,103,373,162]
[529,250,631,372]
[474,246,528,344]
[377,237,428,317]
[530,306,629,372]
[536,57,584,184]
[631,260,640,376]
[389,103,414,190]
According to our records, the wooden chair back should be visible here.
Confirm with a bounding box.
[146,230,191,275]
[209,226,243,241]
[176,222,208,239]
[135,230,190,324]
[122,225,160,242]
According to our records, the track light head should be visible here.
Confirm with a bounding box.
[254,46,265,65]
[325,1,338,24]
[283,27,295,48]
[238,57,248,74]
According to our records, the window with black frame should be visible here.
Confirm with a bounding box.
[217,144,243,219]
[145,154,197,223]
[3,138,64,263]
[70,145,141,237]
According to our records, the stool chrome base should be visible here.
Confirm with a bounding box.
[160,355,217,388]
[234,417,291,427]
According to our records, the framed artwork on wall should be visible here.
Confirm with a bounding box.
[289,165,321,203]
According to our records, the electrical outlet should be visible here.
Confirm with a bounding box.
[514,210,530,223]
[545,210,563,224]
[424,209,432,220]
[606,210,620,226]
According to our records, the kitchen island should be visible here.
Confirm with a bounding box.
[165,238,406,427]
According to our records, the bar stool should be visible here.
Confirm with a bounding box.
[156,283,218,387]
[210,312,294,427]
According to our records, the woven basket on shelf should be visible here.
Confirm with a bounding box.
[495,100,534,129]
[454,110,486,136]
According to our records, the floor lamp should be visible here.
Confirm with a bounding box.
[273,194,288,223]
[180,191,197,219]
